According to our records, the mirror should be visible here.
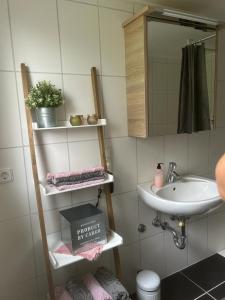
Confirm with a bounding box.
[147,19,216,136]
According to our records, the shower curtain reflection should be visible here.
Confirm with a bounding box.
[177,44,211,134]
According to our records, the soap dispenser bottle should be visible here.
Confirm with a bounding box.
[154,163,164,188]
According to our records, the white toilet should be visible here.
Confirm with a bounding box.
[136,270,160,300]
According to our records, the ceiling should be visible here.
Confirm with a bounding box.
[137,0,225,21]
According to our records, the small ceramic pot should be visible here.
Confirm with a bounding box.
[70,115,83,126]
[87,114,98,125]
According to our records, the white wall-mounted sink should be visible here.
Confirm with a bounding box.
[137,175,222,216]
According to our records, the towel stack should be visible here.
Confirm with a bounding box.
[55,267,131,300]
[47,166,107,191]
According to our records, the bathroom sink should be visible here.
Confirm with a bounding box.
[137,175,222,216]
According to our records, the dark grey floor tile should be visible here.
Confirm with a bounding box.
[182,254,225,290]
[161,272,203,300]
[209,282,225,299]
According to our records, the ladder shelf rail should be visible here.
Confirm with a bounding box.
[21,64,122,300]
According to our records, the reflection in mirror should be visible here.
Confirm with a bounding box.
[148,19,216,136]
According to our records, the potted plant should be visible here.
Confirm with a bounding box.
[26,80,63,128]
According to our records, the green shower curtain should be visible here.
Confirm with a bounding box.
[177,44,211,134]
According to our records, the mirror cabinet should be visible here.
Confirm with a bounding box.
[123,6,220,138]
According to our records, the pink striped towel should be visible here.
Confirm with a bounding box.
[83,273,112,300]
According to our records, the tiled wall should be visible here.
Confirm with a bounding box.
[1,0,225,299]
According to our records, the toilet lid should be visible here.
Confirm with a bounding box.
[136,270,160,292]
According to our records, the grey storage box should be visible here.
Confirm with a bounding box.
[59,204,107,254]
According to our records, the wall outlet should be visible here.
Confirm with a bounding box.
[0,169,13,183]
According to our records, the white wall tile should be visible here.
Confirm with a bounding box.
[119,242,140,294]
[63,74,95,115]
[35,143,70,182]
[138,199,163,239]
[134,3,146,13]
[137,136,164,184]
[208,210,225,254]
[36,275,48,300]
[63,74,98,142]
[112,191,139,244]
[141,233,166,278]
[58,0,100,74]
[72,187,98,205]
[188,131,210,176]
[9,0,61,72]
[111,137,137,193]
[44,209,62,234]
[0,278,38,300]
[68,127,98,143]
[207,202,225,215]
[0,0,14,70]
[165,231,188,276]
[209,128,225,176]
[99,0,133,12]
[42,193,72,213]
[0,147,29,220]
[0,217,36,285]
[0,72,22,148]
[187,217,208,265]
[165,134,188,174]
[99,7,131,76]
[69,140,101,170]
[16,72,66,146]
[102,76,128,138]
[71,0,98,4]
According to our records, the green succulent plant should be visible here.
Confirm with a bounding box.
[26,80,63,109]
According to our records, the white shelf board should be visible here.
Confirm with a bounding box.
[40,174,113,197]
[32,118,106,131]
[48,230,123,269]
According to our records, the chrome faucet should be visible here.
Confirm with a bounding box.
[166,162,181,183]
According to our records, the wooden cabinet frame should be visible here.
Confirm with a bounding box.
[123,6,159,138]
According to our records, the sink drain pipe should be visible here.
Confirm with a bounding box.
[152,213,187,249]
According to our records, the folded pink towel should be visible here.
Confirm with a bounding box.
[76,243,104,261]
[47,166,104,181]
[55,286,73,300]
[55,243,72,255]
[55,242,104,261]
[53,178,105,191]
[83,273,112,300]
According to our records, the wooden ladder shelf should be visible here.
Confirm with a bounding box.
[21,64,122,300]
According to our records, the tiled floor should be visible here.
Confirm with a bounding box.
[161,254,225,300]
